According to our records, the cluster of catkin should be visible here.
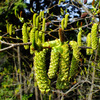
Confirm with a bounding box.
[22,11,45,54]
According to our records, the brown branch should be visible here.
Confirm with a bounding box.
[0,40,32,52]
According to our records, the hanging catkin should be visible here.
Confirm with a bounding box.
[61,18,65,30]
[42,18,45,43]
[91,23,98,50]
[56,43,70,89]
[30,28,36,54]
[48,46,61,79]
[22,23,29,49]
[77,28,82,46]
[37,31,42,51]
[9,24,12,35]
[69,41,80,77]
[86,33,93,55]
[36,16,39,28]
[64,14,69,28]
[33,13,37,27]
[34,49,50,93]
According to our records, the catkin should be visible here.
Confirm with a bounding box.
[35,30,39,43]
[9,24,12,35]
[37,31,42,51]
[86,33,93,55]
[61,18,65,30]
[42,18,46,43]
[69,41,80,61]
[58,0,61,4]
[34,49,50,93]
[91,23,98,50]
[64,14,69,28]
[69,41,80,77]
[22,23,29,49]
[56,43,70,89]
[42,18,45,32]
[70,56,79,77]
[36,16,39,28]
[30,28,36,54]
[77,29,82,46]
[33,13,37,27]
[48,46,61,79]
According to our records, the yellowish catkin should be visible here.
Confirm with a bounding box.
[33,13,37,27]
[30,28,36,54]
[56,43,70,89]
[91,23,98,50]
[64,14,69,28]
[77,28,82,46]
[36,16,39,28]
[22,23,29,49]
[61,18,65,30]
[48,46,62,79]
[34,49,50,93]
[9,24,12,35]
[86,33,92,55]
[42,18,46,43]
[69,41,80,77]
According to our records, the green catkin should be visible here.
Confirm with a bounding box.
[77,28,82,46]
[58,0,61,4]
[48,46,61,79]
[9,24,12,35]
[61,18,65,30]
[69,41,80,61]
[36,16,39,28]
[42,18,45,32]
[22,23,29,49]
[56,43,70,89]
[86,33,93,55]
[64,14,69,28]
[86,33,91,55]
[91,23,98,50]
[69,41,80,77]
[33,13,37,27]
[35,30,38,43]
[34,49,50,93]
[42,18,45,43]
[30,28,36,54]
[37,31,42,51]
[70,56,79,77]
